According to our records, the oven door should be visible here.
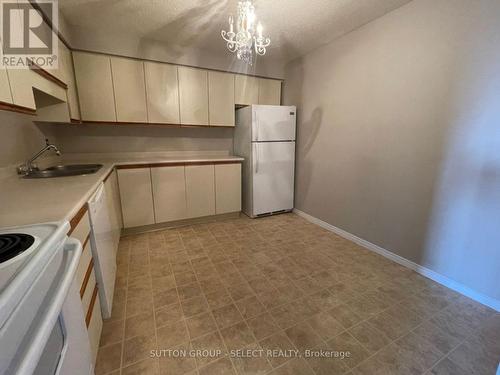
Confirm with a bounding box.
[9,238,93,375]
[34,278,93,375]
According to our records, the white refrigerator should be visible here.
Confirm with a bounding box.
[234,105,296,218]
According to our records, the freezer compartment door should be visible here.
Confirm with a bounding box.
[252,105,296,142]
[252,141,295,216]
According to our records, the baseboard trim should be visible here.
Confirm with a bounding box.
[293,208,500,312]
[121,212,241,236]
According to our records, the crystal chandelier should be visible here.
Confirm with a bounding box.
[221,0,271,65]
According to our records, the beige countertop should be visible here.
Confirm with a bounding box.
[0,152,244,228]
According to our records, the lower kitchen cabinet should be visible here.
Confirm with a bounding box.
[185,165,215,218]
[151,166,187,223]
[117,168,155,228]
[215,163,242,214]
[116,162,241,228]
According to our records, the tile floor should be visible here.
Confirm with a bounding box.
[95,213,500,375]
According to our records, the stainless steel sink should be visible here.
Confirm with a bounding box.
[23,164,103,178]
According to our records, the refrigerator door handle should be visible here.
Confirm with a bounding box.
[255,143,259,173]
[256,111,260,141]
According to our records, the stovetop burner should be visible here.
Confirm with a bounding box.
[0,234,35,263]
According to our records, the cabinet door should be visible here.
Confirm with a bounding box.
[61,46,81,120]
[73,52,116,121]
[0,38,12,103]
[117,168,155,228]
[208,71,235,126]
[185,165,215,218]
[144,62,180,124]
[151,166,187,223]
[178,67,208,125]
[0,65,12,104]
[6,69,37,109]
[111,57,148,122]
[104,169,123,250]
[51,40,69,85]
[258,79,281,105]
[215,163,241,214]
[235,75,259,105]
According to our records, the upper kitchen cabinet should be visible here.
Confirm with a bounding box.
[258,78,282,105]
[178,66,209,125]
[208,71,235,127]
[50,40,69,85]
[7,68,68,112]
[0,65,12,104]
[235,75,259,105]
[60,44,81,120]
[0,39,11,104]
[144,62,180,124]
[110,57,148,122]
[73,52,116,122]
[7,69,37,109]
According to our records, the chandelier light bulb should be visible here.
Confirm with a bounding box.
[257,22,263,38]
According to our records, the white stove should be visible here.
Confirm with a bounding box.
[0,222,93,375]
[0,223,66,326]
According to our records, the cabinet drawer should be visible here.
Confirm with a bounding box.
[75,239,92,290]
[86,287,102,365]
[70,209,91,246]
[81,270,96,314]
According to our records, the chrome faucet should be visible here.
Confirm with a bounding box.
[18,138,61,175]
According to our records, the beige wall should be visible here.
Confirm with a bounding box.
[0,111,55,168]
[38,123,234,155]
[284,0,500,301]
[68,26,285,79]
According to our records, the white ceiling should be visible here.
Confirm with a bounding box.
[59,0,412,61]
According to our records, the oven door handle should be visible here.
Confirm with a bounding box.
[14,238,82,375]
